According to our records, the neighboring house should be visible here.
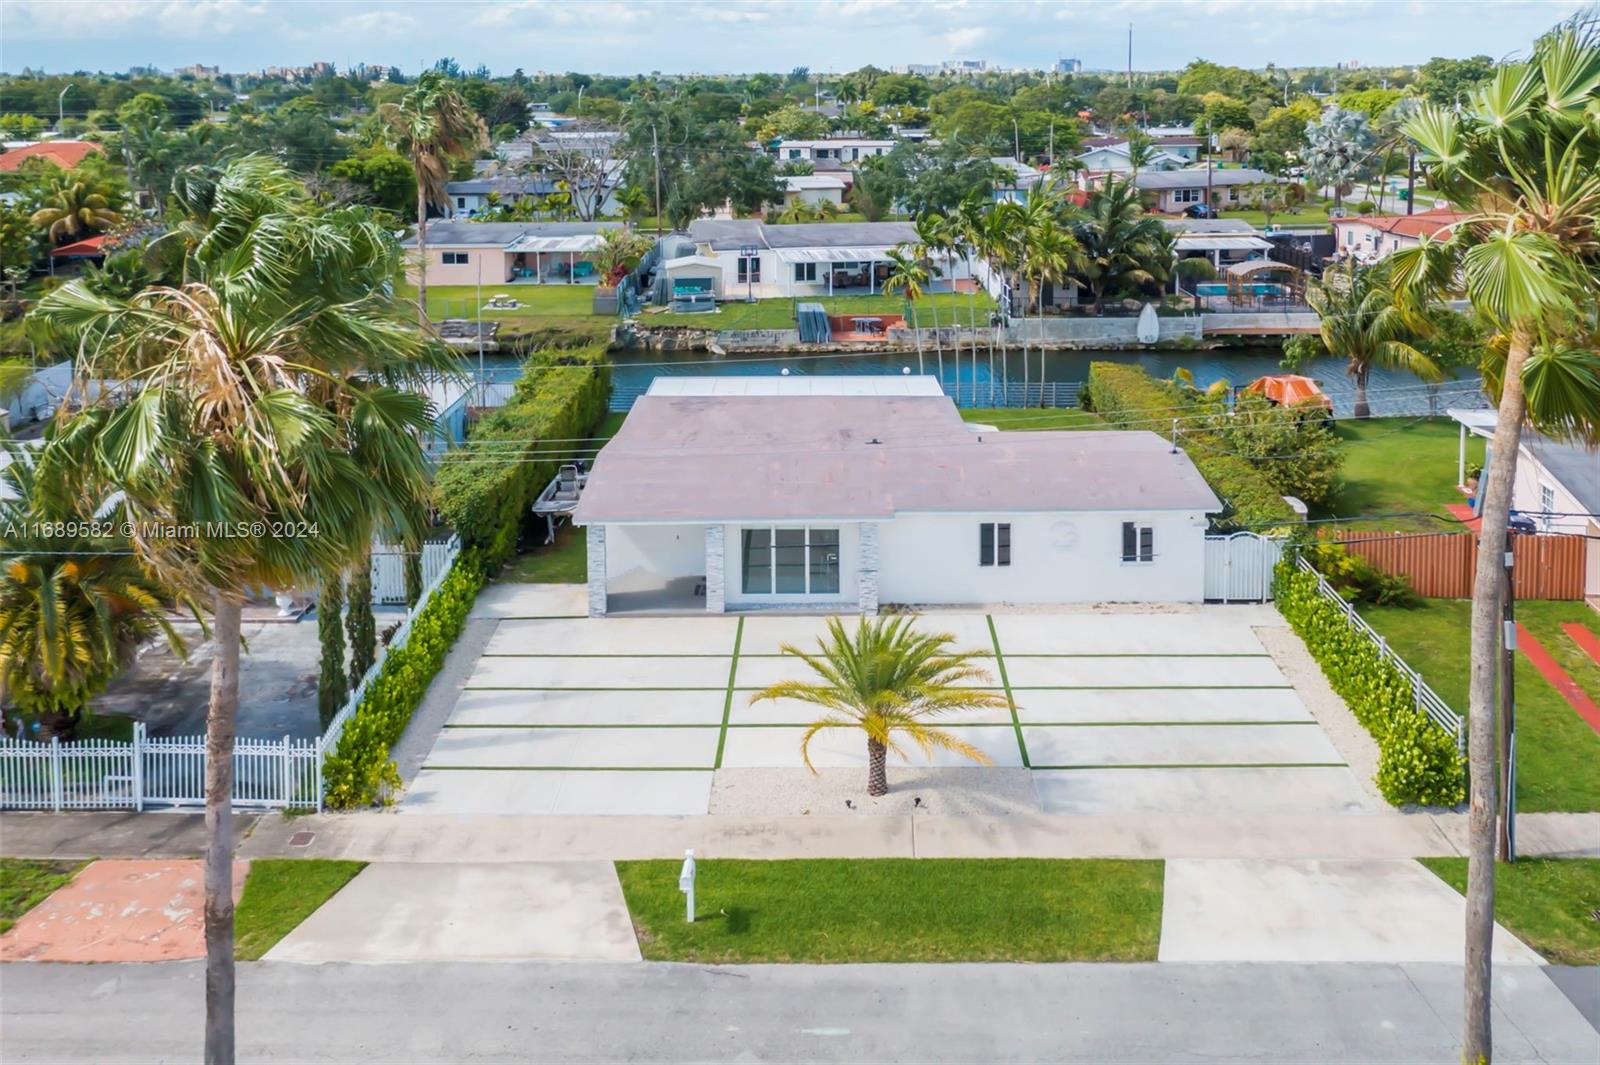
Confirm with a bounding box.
[575,376,1221,615]
[680,218,969,300]
[399,220,627,285]
[1164,218,1274,269]
[991,156,1045,202]
[1075,142,1188,174]
[1332,208,1467,264]
[444,176,562,218]
[0,140,103,172]
[772,138,895,165]
[780,174,847,208]
[1126,167,1284,213]
[1450,409,1600,597]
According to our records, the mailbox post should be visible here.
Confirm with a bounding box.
[679,849,696,923]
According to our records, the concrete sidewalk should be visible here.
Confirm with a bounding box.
[5,809,1596,863]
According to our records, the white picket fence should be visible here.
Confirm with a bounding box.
[0,535,462,813]
[1203,532,1285,603]
[371,538,457,605]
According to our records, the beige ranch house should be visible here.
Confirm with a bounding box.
[574,377,1222,616]
[401,220,627,287]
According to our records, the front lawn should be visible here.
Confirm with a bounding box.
[615,858,1163,963]
[1325,417,1482,532]
[500,521,587,583]
[0,858,86,935]
[234,859,366,960]
[642,292,994,331]
[398,282,605,322]
[1359,599,1600,812]
[961,407,1102,431]
[1420,857,1600,965]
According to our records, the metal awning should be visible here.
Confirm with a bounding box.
[507,234,606,253]
[1172,235,1274,252]
[774,246,898,264]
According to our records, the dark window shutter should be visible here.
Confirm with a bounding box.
[997,523,1011,566]
[1122,522,1136,561]
[980,523,994,566]
[1139,526,1154,562]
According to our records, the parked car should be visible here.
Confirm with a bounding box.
[1182,204,1217,219]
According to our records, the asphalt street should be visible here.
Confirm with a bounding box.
[2,960,1595,1063]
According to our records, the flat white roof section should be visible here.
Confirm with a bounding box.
[645,375,944,398]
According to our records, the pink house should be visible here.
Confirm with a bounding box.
[401,221,631,286]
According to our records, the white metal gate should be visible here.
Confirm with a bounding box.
[371,538,457,605]
[1204,533,1285,602]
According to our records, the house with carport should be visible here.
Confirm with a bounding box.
[400,220,627,286]
[575,377,1221,616]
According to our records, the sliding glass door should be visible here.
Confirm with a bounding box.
[740,526,841,596]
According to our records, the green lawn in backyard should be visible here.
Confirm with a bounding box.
[1420,857,1600,965]
[615,858,1163,963]
[0,858,86,935]
[961,407,1102,431]
[234,859,366,960]
[642,292,994,331]
[1325,417,1482,532]
[1359,599,1600,812]
[398,282,604,321]
[500,521,587,583]
[1219,209,1332,228]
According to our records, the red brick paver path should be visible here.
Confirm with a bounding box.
[1562,623,1600,669]
[1444,502,1483,533]
[1515,624,1600,738]
[0,859,247,962]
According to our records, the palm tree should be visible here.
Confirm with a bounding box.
[882,245,930,374]
[1386,19,1600,1061]
[915,212,954,387]
[750,616,1008,796]
[31,157,457,1062]
[1303,106,1374,210]
[1022,218,1079,406]
[378,71,488,322]
[981,203,1023,405]
[30,180,123,243]
[1306,258,1442,417]
[953,195,990,406]
[1002,182,1064,404]
[1070,175,1171,316]
[0,446,188,739]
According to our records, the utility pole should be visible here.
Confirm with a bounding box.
[1206,134,1215,216]
[1048,119,1055,167]
[1405,150,1417,216]
[1012,117,1020,162]
[651,122,662,239]
[1498,534,1518,863]
[1126,23,1133,88]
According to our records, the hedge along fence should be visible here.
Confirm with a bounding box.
[432,344,612,562]
[1084,362,1297,531]
[1272,559,1466,807]
[322,548,487,808]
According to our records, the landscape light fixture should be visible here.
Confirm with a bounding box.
[678,849,696,923]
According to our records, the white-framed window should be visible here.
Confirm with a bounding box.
[456,197,467,209]
[1121,522,1154,563]
[793,261,817,283]
[741,527,840,595]
[1539,482,1556,529]
[442,251,469,265]
[737,255,761,283]
[979,522,1011,567]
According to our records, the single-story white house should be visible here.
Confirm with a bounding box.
[443,176,562,218]
[991,156,1045,203]
[1075,142,1189,174]
[1450,409,1600,597]
[1125,167,1284,213]
[772,138,895,164]
[1332,208,1466,264]
[675,219,972,301]
[400,220,628,286]
[780,174,847,208]
[574,376,1222,615]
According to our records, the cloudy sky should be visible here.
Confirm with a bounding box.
[0,1,1581,76]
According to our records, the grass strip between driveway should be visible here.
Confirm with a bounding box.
[714,617,744,769]
[234,859,367,961]
[987,615,1029,767]
[615,858,1163,963]
[1419,857,1600,965]
[0,858,88,935]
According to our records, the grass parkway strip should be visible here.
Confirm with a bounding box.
[987,614,1030,767]
[713,618,744,769]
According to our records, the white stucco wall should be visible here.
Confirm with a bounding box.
[605,523,707,583]
[1510,447,1589,534]
[721,521,861,608]
[875,510,1210,605]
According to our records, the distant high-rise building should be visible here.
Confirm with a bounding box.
[175,63,220,79]
[1055,57,1083,74]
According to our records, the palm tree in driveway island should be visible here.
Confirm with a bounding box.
[750,616,1008,797]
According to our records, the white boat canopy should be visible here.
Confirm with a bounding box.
[1172,235,1274,252]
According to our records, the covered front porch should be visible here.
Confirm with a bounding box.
[504,233,605,284]
[778,247,967,299]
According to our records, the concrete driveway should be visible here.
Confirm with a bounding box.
[403,601,1373,816]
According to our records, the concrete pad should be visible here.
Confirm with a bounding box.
[1013,688,1311,724]
[1003,655,1288,689]
[1158,859,1544,964]
[991,613,1267,655]
[264,862,642,962]
[719,724,1024,769]
[0,859,247,962]
[400,769,713,816]
[467,654,730,690]
[727,693,1015,726]
[736,615,843,655]
[449,688,727,727]
[734,652,1004,690]
[484,616,738,657]
[425,726,719,769]
[1034,767,1376,815]
[469,583,587,619]
[1023,723,1345,767]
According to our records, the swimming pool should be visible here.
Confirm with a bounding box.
[1195,282,1287,297]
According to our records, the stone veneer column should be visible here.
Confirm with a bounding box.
[704,525,726,613]
[585,525,607,617]
[857,522,880,616]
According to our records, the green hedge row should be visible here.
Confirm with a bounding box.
[322,550,487,809]
[432,344,612,561]
[1273,561,1466,807]
[1085,362,1297,531]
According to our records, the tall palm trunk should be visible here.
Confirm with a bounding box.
[1461,326,1532,1065]
[1351,364,1372,419]
[414,182,429,324]
[866,738,888,796]
[966,253,980,408]
[1036,290,1047,408]
[908,302,924,374]
[204,593,241,1065]
[929,289,944,390]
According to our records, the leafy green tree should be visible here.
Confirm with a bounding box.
[317,573,346,728]
[1253,100,1321,156]
[1213,391,1342,505]
[1178,60,1276,100]
[1195,96,1254,136]
[749,616,1006,796]
[754,104,827,142]
[0,203,41,276]
[1387,22,1600,1058]
[31,158,457,1060]
[1336,87,1404,121]
[328,148,418,216]
[0,114,47,138]
[1413,54,1496,104]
